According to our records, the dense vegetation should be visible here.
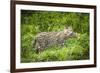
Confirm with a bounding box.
[21,10,89,62]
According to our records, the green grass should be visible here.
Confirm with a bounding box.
[21,33,89,63]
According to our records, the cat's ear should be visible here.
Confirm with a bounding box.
[64,26,67,29]
[65,26,72,29]
[67,26,72,30]
[64,26,68,29]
